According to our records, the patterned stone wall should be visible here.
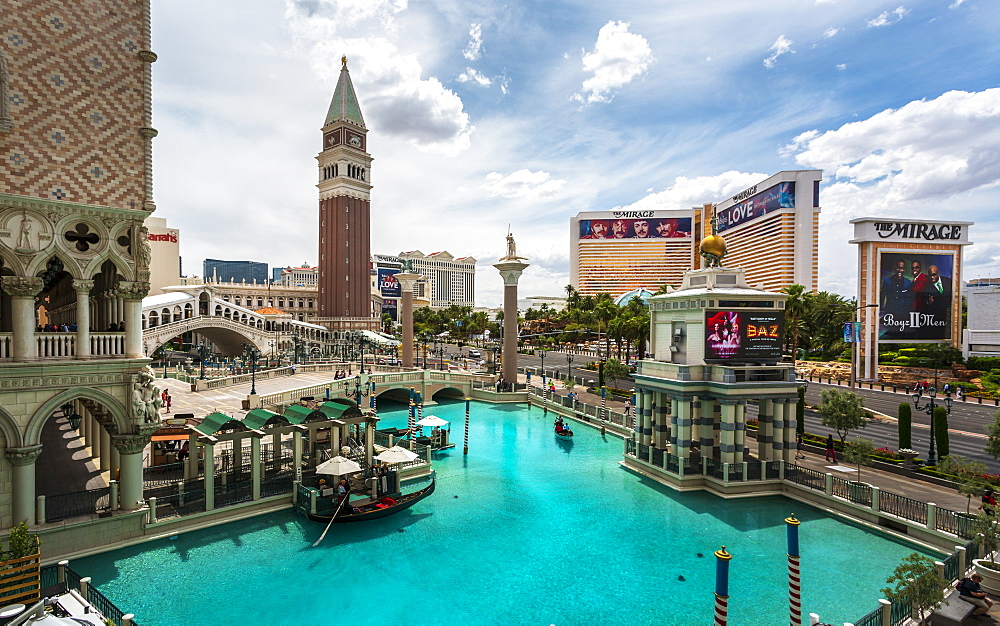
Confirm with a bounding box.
[0,0,149,209]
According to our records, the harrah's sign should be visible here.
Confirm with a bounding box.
[148,232,178,243]
[874,222,963,241]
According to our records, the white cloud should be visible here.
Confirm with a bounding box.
[615,171,769,212]
[457,67,492,87]
[483,169,567,200]
[499,75,510,95]
[836,63,847,70]
[823,27,840,38]
[573,21,654,104]
[867,6,908,28]
[763,35,794,68]
[463,23,483,61]
[284,3,474,155]
[789,88,1000,202]
[949,0,967,7]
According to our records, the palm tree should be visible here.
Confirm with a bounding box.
[781,284,808,361]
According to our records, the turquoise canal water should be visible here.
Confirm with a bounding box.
[77,399,938,625]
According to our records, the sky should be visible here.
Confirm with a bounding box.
[151,0,1000,307]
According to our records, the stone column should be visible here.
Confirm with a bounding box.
[73,280,94,359]
[365,417,376,467]
[292,427,304,482]
[250,433,262,501]
[674,397,692,459]
[271,431,281,463]
[720,401,738,465]
[92,421,102,465]
[393,272,422,369]
[493,259,530,385]
[202,438,216,511]
[119,282,149,358]
[6,446,42,525]
[654,394,670,449]
[1,277,43,361]
[99,425,111,471]
[734,401,747,461]
[185,432,199,479]
[112,434,151,511]
[774,398,794,463]
[110,445,120,481]
[758,399,774,461]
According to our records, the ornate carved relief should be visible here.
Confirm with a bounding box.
[5,446,43,466]
[118,281,150,301]
[0,373,130,390]
[131,366,162,424]
[0,211,53,255]
[71,279,95,293]
[111,434,150,455]
[0,276,43,298]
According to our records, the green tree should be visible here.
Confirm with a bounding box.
[881,553,948,624]
[898,403,912,450]
[781,284,809,360]
[972,512,1000,569]
[817,389,867,443]
[603,358,629,391]
[985,410,1000,461]
[936,455,989,514]
[2,522,39,560]
[934,406,950,459]
[843,438,875,482]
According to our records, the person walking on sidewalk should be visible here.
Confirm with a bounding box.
[796,433,806,460]
[824,434,837,462]
[624,400,632,417]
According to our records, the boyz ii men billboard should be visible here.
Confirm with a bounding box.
[878,251,954,341]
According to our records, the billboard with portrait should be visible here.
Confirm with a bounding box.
[716,182,795,233]
[381,299,398,321]
[704,310,784,363]
[377,268,401,298]
[878,251,954,341]
[578,216,692,240]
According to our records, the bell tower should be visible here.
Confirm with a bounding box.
[316,56,374,328]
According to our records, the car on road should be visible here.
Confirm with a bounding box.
[468,349,481,358]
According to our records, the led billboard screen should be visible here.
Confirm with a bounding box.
[578,216,692,240]
[704,310,784,363]
[377,268,401,298]
[716,182,795,233]
[878,251,954,341]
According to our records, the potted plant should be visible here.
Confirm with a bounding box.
[973,511,1000,593]
[882,552,948,625]
[0,522,41,605]
[899,448,918,469]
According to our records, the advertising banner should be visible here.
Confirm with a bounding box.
[716,182,795,232]
[704,310,784,362]
[878,251,954,341]
[377,268,401,298]
[578,216,692,240]
[381,299,398,321]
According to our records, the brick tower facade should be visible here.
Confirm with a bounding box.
[316,56,376,331]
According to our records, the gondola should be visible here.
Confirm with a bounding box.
[554,419,574,439]
[306,476,436,524]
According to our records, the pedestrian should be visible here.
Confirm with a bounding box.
[796,433,806,460]
[624,400,632,417]
[291,363,297,375]
[958,386,965,401]
[164,392,172,414]
[982,490,997,515]
[824,434,837,462]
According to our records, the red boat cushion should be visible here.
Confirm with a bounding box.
[376,503,389,509]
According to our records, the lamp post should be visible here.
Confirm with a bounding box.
[537,349,547,387]
[60,403,82,430]
[292,330,300,365]
[198,343,208,380]
[566,353,574,386]
[849,303,879,389]
[243,343,260,395]
[913,387,953,465]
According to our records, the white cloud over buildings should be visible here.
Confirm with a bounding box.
[573,21,654,104]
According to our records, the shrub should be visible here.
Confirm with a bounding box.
[893,356,912,366]
[898,403,912,450]
[969,356,1000,371]
[934,406,949,458]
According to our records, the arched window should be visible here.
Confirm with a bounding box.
[0,50,11,133]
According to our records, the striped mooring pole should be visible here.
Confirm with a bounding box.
[600,386,607,435]
[416,392,424,436]
[370,381,376,411]
[786,514,801,626]
[407,400,415,450]
[714,546,731,626]
[463,397,470,455]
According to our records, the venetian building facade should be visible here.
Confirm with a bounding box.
[0,0,161,529]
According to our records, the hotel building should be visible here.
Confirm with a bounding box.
[398,250,476,308]
[570,170,822,297]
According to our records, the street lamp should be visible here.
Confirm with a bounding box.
[197,343,208,380]
[913,387,953,465]
[60,403,82,430]
[292,329,300,365]
[537,349,547,386]
[242,343,260,395]
[566,353,574,385]
[849,303,879,389]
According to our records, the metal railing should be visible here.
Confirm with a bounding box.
[878,491,928,525]
[143,462,186,487]
[45,487,110,522]
[783,464,826,491]
[38,563,137,626]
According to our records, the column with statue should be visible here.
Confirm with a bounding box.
[494,233,530,386]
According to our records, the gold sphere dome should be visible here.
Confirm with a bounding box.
[700,233,727,259]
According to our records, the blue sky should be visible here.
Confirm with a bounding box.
[151,0,1000,306]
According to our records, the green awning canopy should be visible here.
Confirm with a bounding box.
[242,408,287,430]
[317,402,350,419]
[283,404,326,425]
[195,412,247,436]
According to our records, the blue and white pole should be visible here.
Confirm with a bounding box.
[464,397,470,455]
[786,515,801,626]
[714,546,731,626]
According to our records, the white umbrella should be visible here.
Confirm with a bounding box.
[315,455,362,475]
[417,415,449,427]
[376,446,419,463]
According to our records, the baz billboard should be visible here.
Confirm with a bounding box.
[377,268,401,298]
[704,310,784,362]
[878,251,954,341]
[579,216,692,240]
[716,182,795,233]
